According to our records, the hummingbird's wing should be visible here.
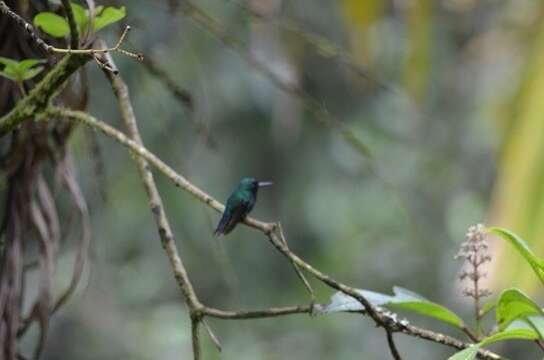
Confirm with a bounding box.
[214,199,251,236]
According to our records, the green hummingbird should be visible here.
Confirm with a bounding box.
[214,177,273,236]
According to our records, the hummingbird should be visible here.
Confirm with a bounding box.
[214,177,273,236]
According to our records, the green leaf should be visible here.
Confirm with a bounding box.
[386,287,464,328]
[0,57,45,81]
[34,12,70,37]
[480,327,539,346]
[22,66,44,80]
[71,2,89,35]
[0,71,16,81]
[18,59,46,72]
[489,227,544,285]
[496,288,543,330]
[0,57,20,69]
[448,325,540,360]
[448,345,479,360]
[93,6,126,32]
[319,286,465,329]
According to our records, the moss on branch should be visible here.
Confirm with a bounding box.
[0,54,90,137]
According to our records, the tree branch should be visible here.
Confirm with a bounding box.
[41,106,502,360]
[386,329,402,360]
[102,58,205,359]
[60,0,79,49]
[203,305,311,319]
[0,0,54,55]
[191,317,201,360]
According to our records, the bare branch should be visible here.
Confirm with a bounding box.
[191,317,201,360]
[203,305,311,319]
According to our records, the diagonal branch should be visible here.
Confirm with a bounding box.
[102,58,204,359]
[140,56,217,147]
[178,0,371,158]
[0,0,54,55]
[41,106,502,360]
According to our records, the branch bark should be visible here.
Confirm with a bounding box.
[103,58,204,359]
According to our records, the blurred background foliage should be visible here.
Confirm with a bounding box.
[17,0,544,358]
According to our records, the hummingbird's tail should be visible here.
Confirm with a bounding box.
[214,211,238,236]
[214,214,229,236]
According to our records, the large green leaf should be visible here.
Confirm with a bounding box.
[319,286,465,329]
[489,227,544,285]
[34,12,70,37]
[93,6,126,31]
[496,288,543,330]
[448,324,539,360]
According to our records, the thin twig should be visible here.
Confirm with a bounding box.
[276,223,315,311]
[202,319,222,352]
[386,329,402,360]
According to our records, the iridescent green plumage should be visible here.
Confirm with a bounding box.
[214,177,272,236]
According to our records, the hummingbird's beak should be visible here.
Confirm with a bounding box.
[258,181,273,187]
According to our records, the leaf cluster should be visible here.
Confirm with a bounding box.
[33,2,125,38]
[0,58,45,82]
[320,227,544,359]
